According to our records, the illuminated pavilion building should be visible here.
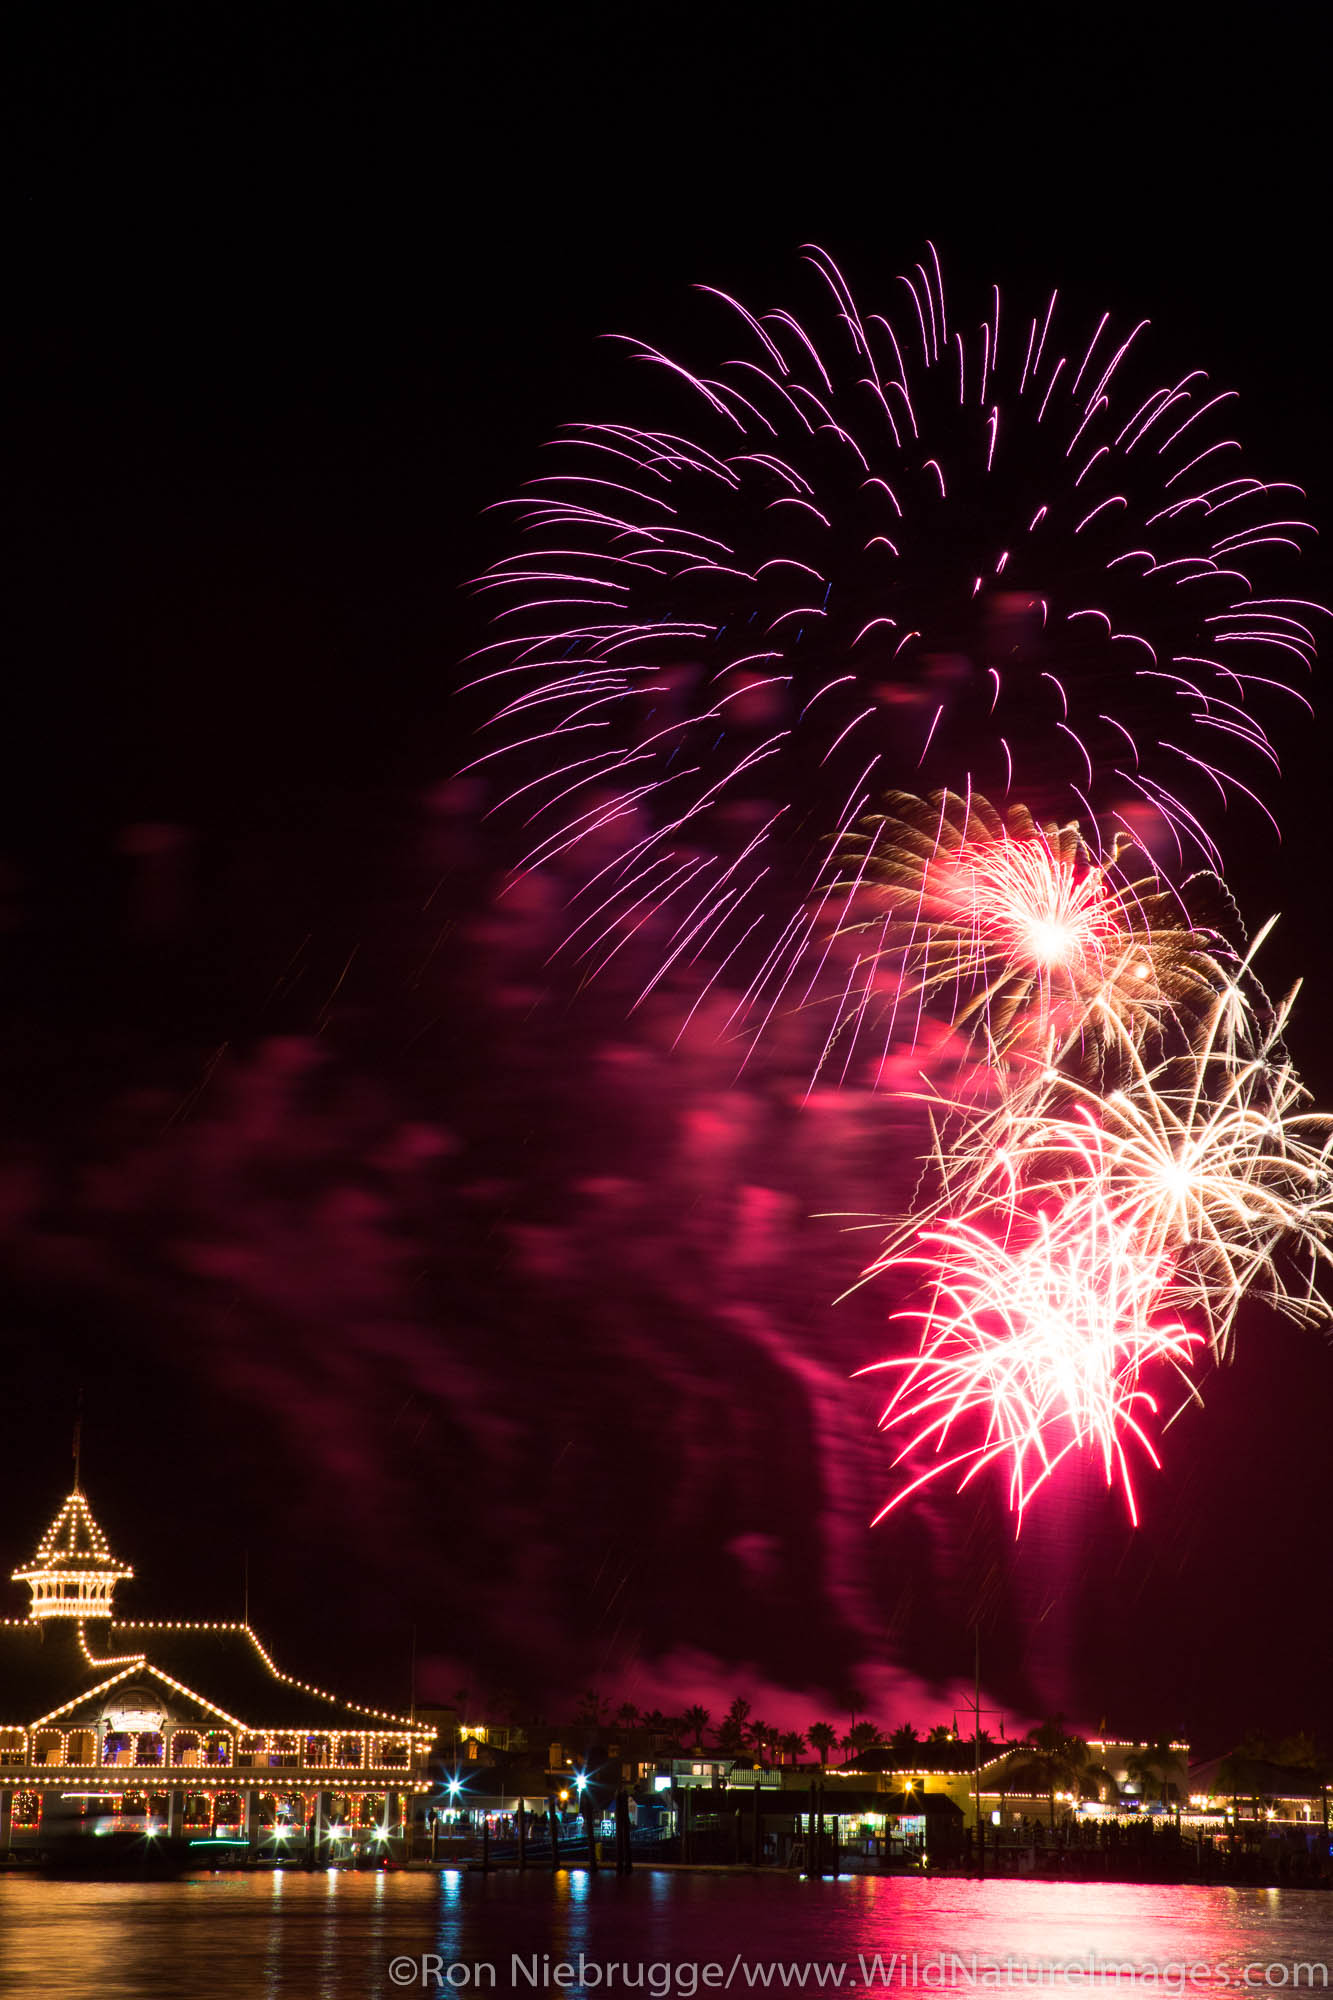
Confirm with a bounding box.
[0,1485,434,1857]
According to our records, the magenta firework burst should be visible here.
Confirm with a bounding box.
[467,245,1320,1049]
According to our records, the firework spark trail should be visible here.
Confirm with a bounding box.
[467,248,1329,1521]
[470,246,1324,1049]
[832,788,1234,1077]
[855,912,1333,1519]
[871,933,1333,1359]
[858,1199,1203,1527]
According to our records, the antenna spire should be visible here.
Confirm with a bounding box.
[72,1390,84,1493]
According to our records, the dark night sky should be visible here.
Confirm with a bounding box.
[1,8,1330,1752]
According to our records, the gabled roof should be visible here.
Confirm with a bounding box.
[104,1624,422,1733]
[0,1619,425,1734]
[839,1743,979,1776]
[0,1622,121,1725]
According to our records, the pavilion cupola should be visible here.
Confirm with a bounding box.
[12,1487,133,1623]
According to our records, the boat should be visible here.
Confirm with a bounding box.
[38,1830,197,1879]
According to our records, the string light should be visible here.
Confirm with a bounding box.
[5,1487,432,1802]
[12,1490,133,1622]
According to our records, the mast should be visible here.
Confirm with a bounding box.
[974,1626,983,1880]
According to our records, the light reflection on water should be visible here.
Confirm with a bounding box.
[0,1871,1328,2000]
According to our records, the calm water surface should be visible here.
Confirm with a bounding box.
[1,1870,1329,2000]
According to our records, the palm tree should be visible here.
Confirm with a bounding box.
[927,1724,954,1744]
[1083,1757,1122,1808]
[844,1721,881,1761]
[889,1723,920,1760]
[1125,1737,1178,1808]
[1275,1732,1319,1770]
[682,1705,711,1750]
[748,1719,772,1765]
[808,1721,838,1766]
[573,1689,607,1726]
[717,1698,752,1756]
[778,1731,808,1766]
[1022,1720,1091,1827]
[615,1702,641,1731]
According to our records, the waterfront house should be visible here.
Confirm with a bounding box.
[0,1484,434,1859]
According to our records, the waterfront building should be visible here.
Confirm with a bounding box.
[653,1756,781,1790]
[0,1484,435,1858]
[968,1736,1191,1829]
[1187,1752,1331,1841]
[802,1734,1196,1836]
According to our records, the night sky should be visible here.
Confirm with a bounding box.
[2,10,1330,1756]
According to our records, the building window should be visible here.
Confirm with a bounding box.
[336,1736,362,1769]
[136,1733,165,1767]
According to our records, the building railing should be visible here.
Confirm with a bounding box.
[672,1767,784,1788]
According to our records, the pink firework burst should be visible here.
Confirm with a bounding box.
[861,1199,1203,1527]
[940,834,1124,983]
[830,788,1232,1081]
